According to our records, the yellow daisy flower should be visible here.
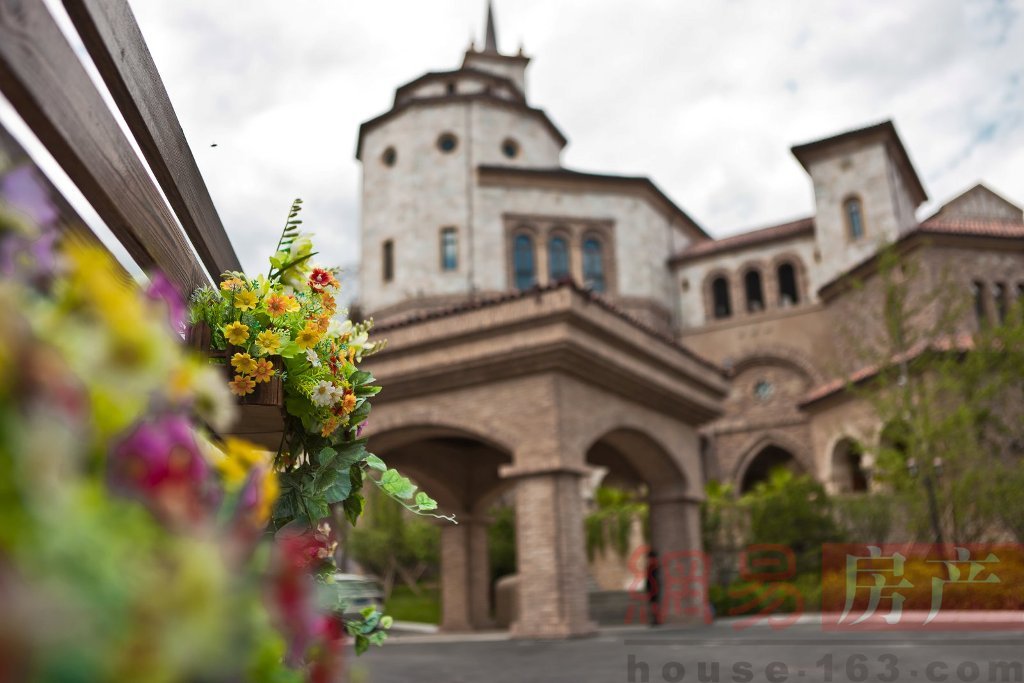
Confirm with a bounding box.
[223,321,250,345]
[255,329,283,356]
[265,293,290,318]
[253,358,275,383]
[231,352,257,375]
[234,289,259,311]
[295,322,322,350]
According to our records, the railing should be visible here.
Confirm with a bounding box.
[0,0,240,292]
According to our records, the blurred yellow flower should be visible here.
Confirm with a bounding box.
[233,289,259,311]
[254,330,282,356]
[220,277,245,291]
[228,374,255,396]
[231,353,257,375]
[223,321,249,345]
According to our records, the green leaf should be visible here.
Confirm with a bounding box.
[349,370,373,386]
[354,635,369,656]
[334,439,370,469]
[380,468,416,500]
[317,447,337,466]
[278,341,302,359]
[342,492,364,525]
[380,615,393,630]
[414,491,438,511]
[324,476,352,505]
[364,454,387,472]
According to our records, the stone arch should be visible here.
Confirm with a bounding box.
[733,432,810,493]
[364,419,514,633]
[584,427,689,498]
[729,345,823,385]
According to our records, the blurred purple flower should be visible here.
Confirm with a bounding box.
[145,272,187,331]
[1,166,58,227]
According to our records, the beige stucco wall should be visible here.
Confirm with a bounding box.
[359,97,563,314]
[806,142,917,284]
[474,184,688,319]
[674,233,819,328]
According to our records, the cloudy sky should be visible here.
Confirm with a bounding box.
[7,1,1024,291]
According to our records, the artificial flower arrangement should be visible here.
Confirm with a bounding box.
[0,192,447,683]
[187,199,450,532]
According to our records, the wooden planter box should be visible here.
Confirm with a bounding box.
[187,322,286,450]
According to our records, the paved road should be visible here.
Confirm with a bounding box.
[354,622,1024,683]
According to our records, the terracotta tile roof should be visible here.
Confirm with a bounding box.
[817,217,1024,300]
[799,333,976,407]
[916,217,1024,239]
[670,216,814,265]
[372,279,724,375]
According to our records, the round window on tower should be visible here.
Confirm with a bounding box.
[501,138,520,159]
[753,380,775,402]
[381,146,397,167]
[437,133,458,153]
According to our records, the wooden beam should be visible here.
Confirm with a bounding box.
[0,0,208,293]
[64,0,242,278]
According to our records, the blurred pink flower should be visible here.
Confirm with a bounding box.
[145,272,187,332]
[108,414,211,526]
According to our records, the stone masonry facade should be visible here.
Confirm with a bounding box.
[353,5,1024,637]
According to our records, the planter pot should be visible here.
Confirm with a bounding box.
[187,322,286,450]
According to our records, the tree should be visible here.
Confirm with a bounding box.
[838,246,1024,543]
[347,487,439,599]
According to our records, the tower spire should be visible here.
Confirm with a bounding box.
[483,1,499,54]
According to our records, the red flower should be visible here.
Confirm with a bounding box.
[308,268,336,292]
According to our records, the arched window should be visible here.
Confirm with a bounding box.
[972,280,987,326]
[744,269,764,312]
[777,262,800,306]
[831,438,868,493]
[382,239,394,283]
[548,236,569,282]
[994,282,1008,322]
[711,276,731,319]
[513,234,536,290]
[844,197,865,241]
[582,238,605,292]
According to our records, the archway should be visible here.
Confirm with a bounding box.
[831,438,869,493]
[738,444,804,494]
[584,428,699,625]
[366,424,513,632]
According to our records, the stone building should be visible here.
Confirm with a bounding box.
[354,4,1024,637]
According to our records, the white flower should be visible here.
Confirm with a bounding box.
[192,364,238,432]
[311,381,336,407]
[326,317,345,339]
[305,348,321,367]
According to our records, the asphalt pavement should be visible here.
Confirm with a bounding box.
[353,619,1024,683]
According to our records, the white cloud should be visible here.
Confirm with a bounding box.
[70,0,1024,283]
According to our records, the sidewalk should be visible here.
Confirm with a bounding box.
[384,611,1024,644]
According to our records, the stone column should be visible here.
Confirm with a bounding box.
[648,495,707,625]
[439,521,472,631]
[468,516,493,628]
[502,465,597,638]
